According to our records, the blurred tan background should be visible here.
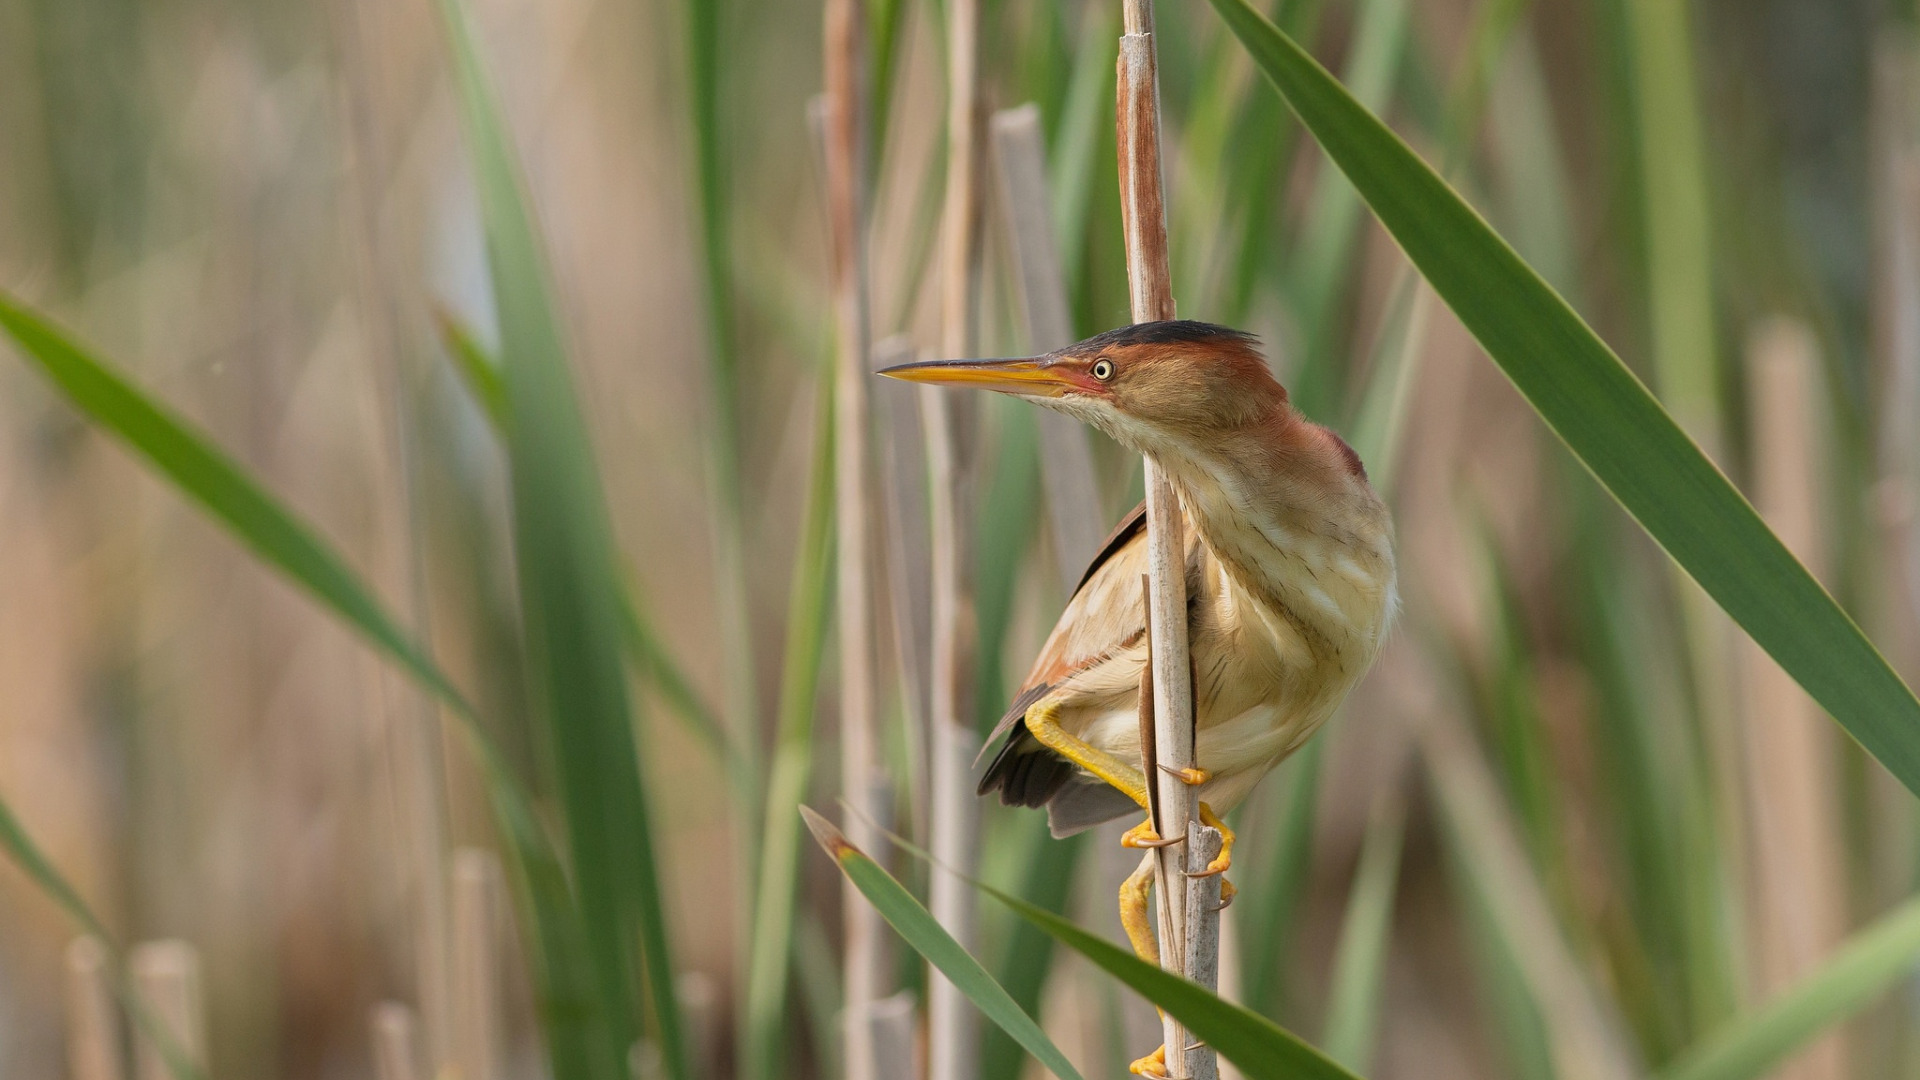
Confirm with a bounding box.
[4,0,1920,1078]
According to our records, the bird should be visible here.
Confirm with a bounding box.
[882,320,1395,1075]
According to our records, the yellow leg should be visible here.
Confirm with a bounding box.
[1120,855,1171,1075]
[1024,700,1151,808]
[1119,852,1158,965]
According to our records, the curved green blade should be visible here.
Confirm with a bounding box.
[1322,797,1405,1072]
[1204,0,1920,797]
[0,291,609,1080]
[977,881,1363,1080]
[801,808,1087,1080]
[1656,896,1920,1080]
[433,305,742,792]
[812,809,1363,1080]
[742,381,837,1080]
[436,1,690,1077]
[0,293,453,705]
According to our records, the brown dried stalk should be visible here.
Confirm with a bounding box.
[370,1002,422,1080]
[821,3,899,1078]
[1739,320,1844,1080]
[129,941,206,1080]
[66,937,124,1080]
[451,848,502,1080]
[1115,3,1210,1075]
[927,0,985,1075]
[990,104,1106,584]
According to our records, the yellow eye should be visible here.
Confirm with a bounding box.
[1091,358,1115,381]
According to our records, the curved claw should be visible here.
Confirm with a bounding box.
[1121,818,1182,850]
[1159,764,1212,786]
[1125,833,1183,850]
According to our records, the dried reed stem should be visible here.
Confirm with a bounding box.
[990,104,1106,583]
[874,335,932,835]
[1877,52,1920,644]
[65,937,124,1080]
[370,1002,422,1080]
[451,848,502,1080]
[1739,320,1844,1080]
[927,0,985,1074]
[128,941,206,1080]
[675,971,720,1075]
[1869,41,1920,921]
[822,1,895,1075]
[1181,825,1225,1080]
[926,713,979,1077]
[1115,5,1206,1074]
[329,6,456,1066]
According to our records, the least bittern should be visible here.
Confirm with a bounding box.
[884,321,1396,1075]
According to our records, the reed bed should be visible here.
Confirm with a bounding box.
[4,1,1920,1079]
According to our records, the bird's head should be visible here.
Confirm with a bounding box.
[881,320,1290,461]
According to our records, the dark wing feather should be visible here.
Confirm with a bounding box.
[977,502,1150,808]
[1074,501,1146,595]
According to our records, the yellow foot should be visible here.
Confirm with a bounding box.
[1161,765,1212,785]
[1185,801,1236,879]
[1121,818,1180,849]
[1129,1045,1169,1077]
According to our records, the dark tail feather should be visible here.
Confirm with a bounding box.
[976,719,1076,808]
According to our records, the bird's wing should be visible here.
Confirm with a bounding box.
[981,501,1150,753]
[1073,500,1146,595]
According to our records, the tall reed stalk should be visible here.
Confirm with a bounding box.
[450,849,502,1080]
[1737,320,1844,1080]
[1115,3,1217,1075]
[683,0,759,814]
[331,8,456,1063]
[821,2,895,1077]
[65,938,123,1080]
[369,1003,421,1080]
[991,104,1105,581]
[927,0,985,1074]
[128,943,206,1080]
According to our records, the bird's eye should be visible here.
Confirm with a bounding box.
[1090,358,1115,381]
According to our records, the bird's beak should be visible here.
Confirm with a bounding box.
[879,355,1073,397]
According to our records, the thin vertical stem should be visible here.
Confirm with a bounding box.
[451,849,502,1080]
[128,942,206,1080]
[329,6,456,1065]
[66,937,125,1080]
[685,0,760,817]
[990,104,1106,584]
[1115,4,1205,1075]
[823,2,892,1077]
[873,336,932,842]
[370,1003,422,1080]
[1738,320,1844,1080]
[1182,824,1225,1080]
[1420,716,1639,1080]
[928,0,983,1075]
